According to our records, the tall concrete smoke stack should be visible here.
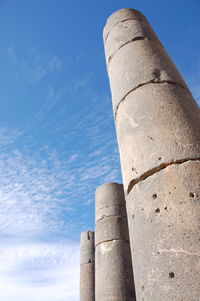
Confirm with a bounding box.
[103,8,200,301]
[80,231,95,301]
[95,183,136,301]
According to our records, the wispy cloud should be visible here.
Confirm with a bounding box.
[7,47,63,84]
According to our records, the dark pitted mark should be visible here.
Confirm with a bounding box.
[189,192,194,198]
[169,272,175,278]
[174,187,177,189]
[152,193,157,199]
[164,207,167,210]
[169,192,171,194]
[152,69,161,81]
[155,208,160,213]
[141,208,144,211]
[158,157,161,160]
[132,214,134,219]
[142,285,145,291]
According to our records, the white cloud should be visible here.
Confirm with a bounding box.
[0,242,80,301]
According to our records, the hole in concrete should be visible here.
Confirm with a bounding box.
[174,187,177,189]
[142,285,145,291]
[152,68,161,80]
[158,157,161,160]
[169,272,175,278]
[189,192,194,198]
[132,214,134,219]
[164,207,167,210]
[141,208,144,211]
[169,192,171,194]
[155,208,160,213]
[152,193,157,199]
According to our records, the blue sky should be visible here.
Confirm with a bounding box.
[0,0,199,300]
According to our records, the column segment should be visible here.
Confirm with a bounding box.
[95,182,136,301]
[80,231,95,301]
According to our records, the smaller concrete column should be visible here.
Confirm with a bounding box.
[95,183,136,301]
[80,231,95,301]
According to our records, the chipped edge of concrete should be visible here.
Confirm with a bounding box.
[107,37,149,65]
[114,80,188,119]
[95,237,130,248]
[127,158,200,194]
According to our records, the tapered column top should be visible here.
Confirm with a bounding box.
[103,8,146,41]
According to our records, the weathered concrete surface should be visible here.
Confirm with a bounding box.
[80,263,95,301]
[104,9,187,114]
[103,8,143,41]
[115,83,200,193]
[80,231,95,301]
[104,13,161,65]
[126,161,200,301]
[103,7,200,301]
[95,183,136,301]
[96,181,127,221]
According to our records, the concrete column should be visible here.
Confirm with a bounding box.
[80,231,95,301]
[95,182,136,301]
[103,8,200,301]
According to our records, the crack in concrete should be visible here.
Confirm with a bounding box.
[107,36,147,65]
[114,80,187,119]
[96,214,127,222]
[104,17,142,43]
[159,248,200,257]
[80,262,95,266]
[127,158,200,194]
[97,204,124,210]
[95,238,130,247]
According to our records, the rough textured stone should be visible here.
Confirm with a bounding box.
[104,17,161,65]
[103,8,200,301]
[80,231,95,264]
[80,231,95,301]
[95,183,136,301]
[107,40,187,114]
[96,240,135,301]
[103,8,145,42]
[80,263,95,301]
[96,182,127,222]
[115,83,200,193]
[126,161,200,301]
[95,215,129,246]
